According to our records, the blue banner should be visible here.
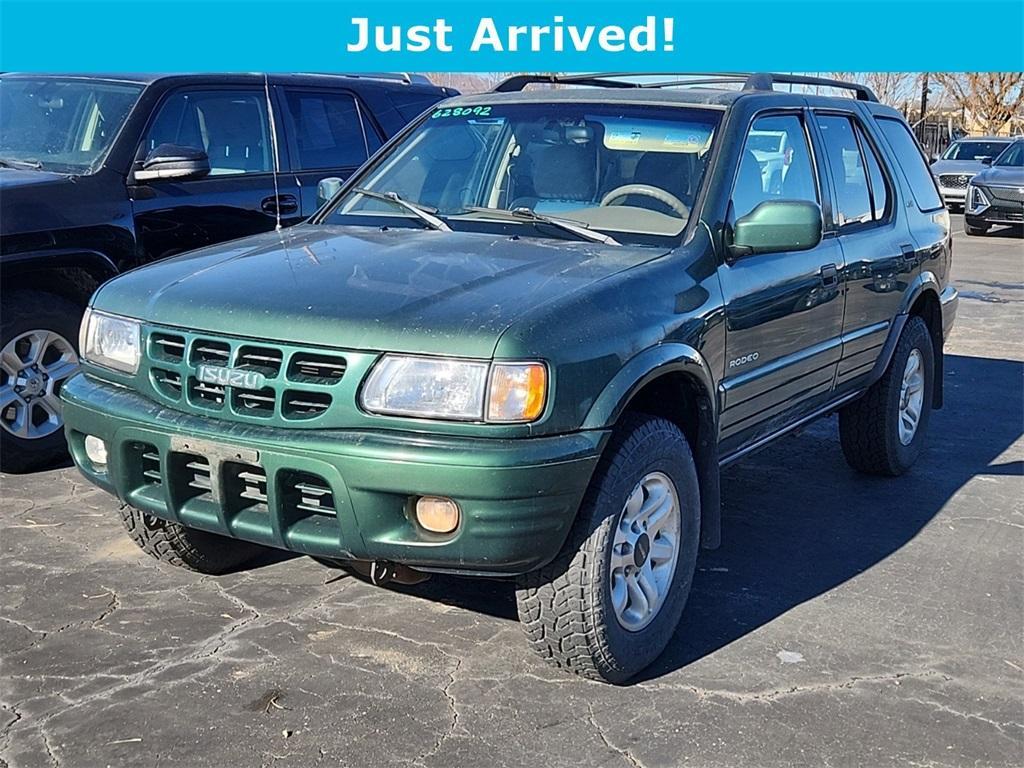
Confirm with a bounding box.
[1,0,1021,71]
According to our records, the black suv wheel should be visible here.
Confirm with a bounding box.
[516,414,700,683]
[1,290,83,473]
[839,316,934,476]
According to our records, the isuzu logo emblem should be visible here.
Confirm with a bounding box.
[196,364,266,390]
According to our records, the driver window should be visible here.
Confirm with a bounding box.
[142,90,272,176]
[732,114,818,220]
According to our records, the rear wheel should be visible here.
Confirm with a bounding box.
[1,290,82,473]
[119,505,265,574]
[516,414,700,683]
[839,316,934,476]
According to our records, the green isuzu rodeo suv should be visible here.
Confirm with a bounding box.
[62,73,958,683]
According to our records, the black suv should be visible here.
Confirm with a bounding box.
[0,72,455,471]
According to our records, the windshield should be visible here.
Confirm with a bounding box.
[993,142,1024,167]
[942,140,1009,161]
[0,77,143,173]
[324,102,722,245]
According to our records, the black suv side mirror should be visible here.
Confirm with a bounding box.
[727,200,823,260]
[135,144,211,182]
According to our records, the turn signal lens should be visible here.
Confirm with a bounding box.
[415,496,460,534]
[487,363,547,422]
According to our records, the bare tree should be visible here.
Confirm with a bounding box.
[932,73,1024,134]
[829,72,917,107]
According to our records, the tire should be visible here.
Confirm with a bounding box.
[1,290,83,473]
[119,505,265,574]
[964,221,989,236]
[516,414,700,683]
[839,316,934,476]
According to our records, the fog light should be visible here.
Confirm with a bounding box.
[84,435,108,467]
[415,496,460,533]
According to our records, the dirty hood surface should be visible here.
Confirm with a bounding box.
[95,224,668,357]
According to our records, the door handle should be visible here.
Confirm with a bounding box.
[900,244,917,267]
[261,194,299,215]
[819,263,839,288]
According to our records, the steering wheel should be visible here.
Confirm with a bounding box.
[599,184,690,219]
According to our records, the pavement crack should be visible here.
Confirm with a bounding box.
[586,703,644,768]
[413,656,463,767]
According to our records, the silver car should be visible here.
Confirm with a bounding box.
[931,136,1014,208]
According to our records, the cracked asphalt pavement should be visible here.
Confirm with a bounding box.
[2,216,1022,767]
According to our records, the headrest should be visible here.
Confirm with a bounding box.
[533,144,596,200]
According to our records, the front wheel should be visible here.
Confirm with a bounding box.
[1,290,83,473]
[119,505,265,574]
[516,414,700,683]
[839,316,934,476]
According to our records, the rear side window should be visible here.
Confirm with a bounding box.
[282,90,379,170]
[876,117,944,211]
[817,115,872,226]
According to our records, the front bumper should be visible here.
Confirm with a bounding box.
[937,186,967,205]
[62,374,607,575]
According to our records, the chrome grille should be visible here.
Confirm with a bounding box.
[986,186,1024,204]
[939,173,972,190]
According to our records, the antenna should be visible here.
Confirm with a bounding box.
[264,73,283,231]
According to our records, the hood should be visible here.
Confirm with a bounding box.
[94,225,669,357]
[930,159,987,176]
[0,167,72,189]
[971,165,1024,187]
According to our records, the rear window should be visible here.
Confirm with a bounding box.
[875,117,944,211]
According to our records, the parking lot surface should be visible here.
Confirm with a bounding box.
[2,216,1021,768]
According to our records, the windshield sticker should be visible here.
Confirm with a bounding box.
[431,105,493,118]
[598,117,713,153]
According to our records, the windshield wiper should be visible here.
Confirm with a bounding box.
[463,207,620,246]
[0,157,43,170]
[352,188,451,232]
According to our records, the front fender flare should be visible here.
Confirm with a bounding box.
[582,344,717,431]
[582,344,721,549]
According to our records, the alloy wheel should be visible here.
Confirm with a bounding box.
[0,329,79,440]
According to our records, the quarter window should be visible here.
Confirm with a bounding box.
[876,117,944,211]
[143,90,272,175]
[282,90,380,170]
[732,114,818,220]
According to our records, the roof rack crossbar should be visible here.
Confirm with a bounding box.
[491,72,878,102]
[742,73,878,101]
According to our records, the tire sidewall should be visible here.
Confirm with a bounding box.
[886,318,934,470]
[587,420,701,681]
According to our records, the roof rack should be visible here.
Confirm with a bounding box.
[492,72,878,102]
[299,72,432,86]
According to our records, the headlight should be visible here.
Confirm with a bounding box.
[81,309,141,374]
[361,355,547,423]
[966,184,990,215]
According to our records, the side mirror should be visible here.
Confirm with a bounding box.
[134,144,210,182]
[980,156,993,166]
[317,177,344,208]
[930,154,939,164]
[728,200,823,260]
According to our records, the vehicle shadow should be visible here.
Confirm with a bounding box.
[394,354,1023,678]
